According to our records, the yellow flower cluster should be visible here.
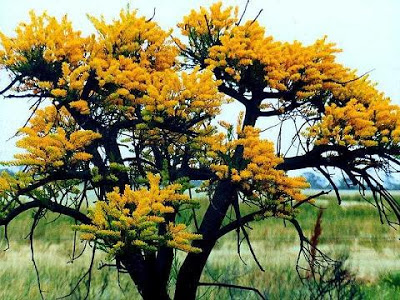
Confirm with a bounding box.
[51,88,68,97]
[69,100,90,115]
[0,11,95,100]
[7,106,101,170]
[76,173,201,253]
[0,11,88,67]
[177,2,238,36]
[0,8,225,133]
[87,9,178,105]
[89,10,177,71]
[140,67,223,122]
[91,55,149,94]
[201,122,309,202]
[0,170,33,195]
[182,3,400,150]
[180,3,350,97]
[206,20,269,81]
[0,173,12,194]
[307,96,400,147]
[86,10,223,124]
[58,63,91,91]
[167,223,201,253]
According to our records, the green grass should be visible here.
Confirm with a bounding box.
[0,196,399,299]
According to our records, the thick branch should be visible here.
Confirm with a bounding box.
[218,84,249,107]
[0,200,90,226]
[277,145,400,171]
[175,166,216,181]
[0,201,39,226]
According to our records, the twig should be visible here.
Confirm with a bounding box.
[0,76,21,95]
[293,190,331,209]
[58,242,97,300]
[3,224,10,251]
[236,0,250,26]
[146,8,156,22]
[198,282,266,300]
[30,209,46,300]
[232,196,264,271]
[250,9,263,25]
[317,167,342,204]
[324,69,375,86]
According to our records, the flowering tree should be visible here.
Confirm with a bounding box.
[0,3,399,299]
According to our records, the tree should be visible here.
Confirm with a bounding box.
[0,2,399,299]
[302,172,329,189]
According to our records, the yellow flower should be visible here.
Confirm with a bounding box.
[69,100,90,115]
[75,173,201,254]
[51,88,67,97]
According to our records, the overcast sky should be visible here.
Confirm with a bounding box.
[0,0,399,161]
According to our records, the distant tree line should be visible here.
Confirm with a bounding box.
[302,172,400,190]
[0,168,14,176]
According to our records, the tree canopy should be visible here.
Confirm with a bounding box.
[0,2,399,299]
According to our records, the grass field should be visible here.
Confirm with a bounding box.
[0,194,399,299]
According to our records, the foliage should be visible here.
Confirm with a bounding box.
[75,173,202,255]
[0,2,399,300]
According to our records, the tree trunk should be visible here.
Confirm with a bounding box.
[174,180,236,300]
[119,251,171,300]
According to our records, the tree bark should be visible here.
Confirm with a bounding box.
[174,180,236,300]
[119,251,171,300]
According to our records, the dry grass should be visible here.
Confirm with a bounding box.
[0,195,399,299]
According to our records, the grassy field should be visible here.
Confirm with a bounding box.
[0,195,399,299]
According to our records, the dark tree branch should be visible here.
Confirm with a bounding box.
[0,199,91,226]
[4,93,49,98]
[317,167,342,204]
[146,7,156,22]
[0,201,41,226]
[218,84,249,107]
[175,166,215,181]
[236,0,250,26]
[323,69,374,86]
[0,76,22,95]
[250,9,263,25]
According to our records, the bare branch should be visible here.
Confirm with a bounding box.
[58,243,97,300]
[217,209,265,239]
[323,69,374,86]
[232,197,264,271]
[250,9,263,25]
[0,76,22,95]
[317,167,342,204]
[30,209,46,300]
[3,224,10,251]
[146,7,156,22]
[198,282,266,300]
[236,0,250,26]
[293,190,331,209]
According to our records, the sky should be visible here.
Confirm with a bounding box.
[0,0,399,161]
